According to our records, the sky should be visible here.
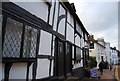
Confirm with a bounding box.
[68,0,119,50]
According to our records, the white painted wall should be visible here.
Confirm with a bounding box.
[50,60,54,76]
[105,43,111,64]
[67,11,74,27]
[89,42,106,67]
[36,59,50,79]
[10,1,48,22]
[72,46,74,59]
[53,2,59,31]
[9,63,27,79]
[81,38,84,48]
[66,23,74,44]
[49,2,55,26]
[58,19,66,35]
[57,4,66,36]
[39,30,52,55]
[75,34,80,47]
[28,63,33,79]
[111,49,118,64]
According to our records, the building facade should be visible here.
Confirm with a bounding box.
[105,42,111,64]
[1,0,89,80]
[89,35,106,67]
[111,47,119,65]
[118,51,120,64]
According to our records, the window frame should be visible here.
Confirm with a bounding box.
[74,45,82,62]
[2,10,40,62]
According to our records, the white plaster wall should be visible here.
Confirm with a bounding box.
[66,23,74,44]
[58,4,66,36]
[36,59,50,79]
[81,38,84,48]
[58,19,65,35]
[50,60,54,76]
[85,33,88,41]
[39,30,52,55]
[72,46,74,59]
[49,2,55,26]
[67,11,74,27]
[28,63,33,79]
[53,2,59,31]
[9,63,27,79]
[75,35,80,47]
[10,1,48,22]
[51,36,56,56]
[59,4,65,16]
[80,59,83,67]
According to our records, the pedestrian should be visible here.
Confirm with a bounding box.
[99,61,104,75]
[109,63,112,71]
[105,61,108,69]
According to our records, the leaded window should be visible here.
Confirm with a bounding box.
[75,46,81,61]
[23,25,37,58]
[3,18,23,57]
[2,17,39,58]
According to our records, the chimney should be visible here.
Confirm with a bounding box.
[114,47,116,50]
[70,3,76,12]
[88,35,94,41]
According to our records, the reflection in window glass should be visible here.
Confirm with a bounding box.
[23,25,37,58]
[76,47,81,61]
[3,18,23,57]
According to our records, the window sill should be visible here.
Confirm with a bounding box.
[2,57,36,63]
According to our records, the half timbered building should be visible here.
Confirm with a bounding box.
[1,0,89,80]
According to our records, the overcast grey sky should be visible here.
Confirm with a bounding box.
[68,0,118,49]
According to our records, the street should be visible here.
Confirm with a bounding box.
[64,65,120,81]
[117,65,120,81]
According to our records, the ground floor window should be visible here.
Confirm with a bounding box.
[2,16,39,59]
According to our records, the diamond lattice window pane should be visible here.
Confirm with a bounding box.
[23,25,37,58]
[3,18,23,57]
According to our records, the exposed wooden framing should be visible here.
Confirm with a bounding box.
[26,62,32,81]
[2,2,65,40]
[38,55,54,60]
[1,1,90,80]
[20,24,25,58]
[32,61,37,80]
[64,7,67,40]
[49,1,56,76]
[4,63,13,81]
[56,2,60,32]
[2,15,7,48]
[67,21,74,29]
[47,4,51,24]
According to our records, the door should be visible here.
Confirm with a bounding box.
[55,38,65,77]
[65,42,72,76]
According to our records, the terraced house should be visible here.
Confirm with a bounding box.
[1,0,90,80]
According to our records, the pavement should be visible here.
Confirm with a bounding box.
[65,65,118,81]
[115,65,120,81]
[100,66,115,79]
[118,65,120,80]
